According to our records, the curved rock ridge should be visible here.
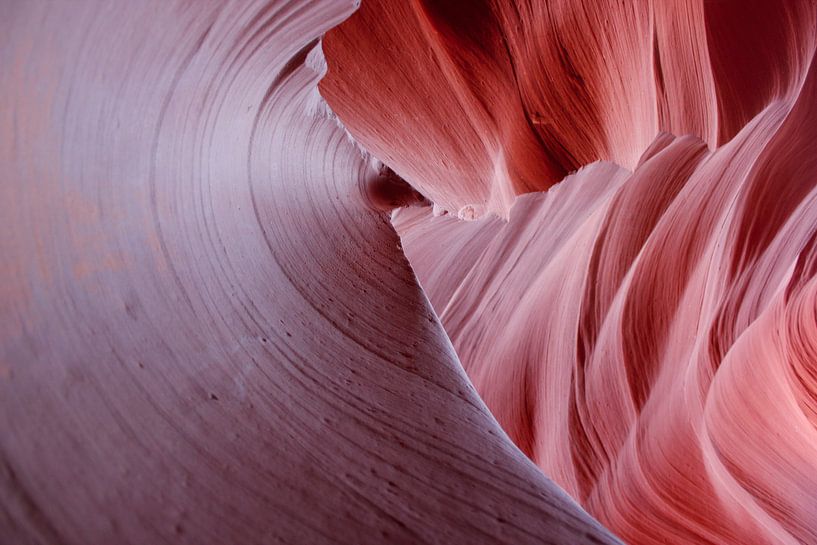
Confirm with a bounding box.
[0,1,621,544]
[322,0,817,218]
[395,50,817,541]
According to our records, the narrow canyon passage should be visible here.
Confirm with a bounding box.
[2,1,817,544]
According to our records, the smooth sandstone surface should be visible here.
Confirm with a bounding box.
[5,0,817,544]
[0,1,619,544]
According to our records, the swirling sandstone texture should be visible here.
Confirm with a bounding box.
[323,1,817,544]
[5,0,817,544]
[0,1,621,545]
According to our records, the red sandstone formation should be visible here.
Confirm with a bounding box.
[324,0,817,543]
[3,0,817,544]
[322,0,817,218]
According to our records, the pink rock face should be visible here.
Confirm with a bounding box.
[4,0,817,544]
[324,1,817,543]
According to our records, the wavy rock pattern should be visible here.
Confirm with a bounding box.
[5,0,817,544]
[0,1,619,544]
[324,1,817,543]
[322,0,817,219]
